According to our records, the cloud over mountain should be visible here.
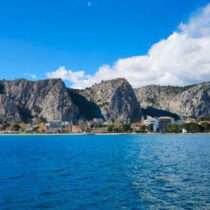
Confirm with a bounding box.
[47,4,210,89]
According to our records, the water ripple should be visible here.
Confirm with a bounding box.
[0,134,209,209]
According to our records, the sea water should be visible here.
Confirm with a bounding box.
[0,134,210,209]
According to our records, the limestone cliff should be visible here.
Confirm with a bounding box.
[135,82,210,119]
[77,78,142,122]
[0,79,79,123]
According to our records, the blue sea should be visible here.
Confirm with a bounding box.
[0,134,210,209]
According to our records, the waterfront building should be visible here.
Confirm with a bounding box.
[144,116,159,132]
[158,116,174,132]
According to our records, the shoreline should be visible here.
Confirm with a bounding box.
[0,133,209,136]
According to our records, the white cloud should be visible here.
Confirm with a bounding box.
[24,73,37,79]
[46,3,210,89]
[46,66,91,87]
[179,4,210,37]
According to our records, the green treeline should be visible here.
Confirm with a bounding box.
[166,122,210,133]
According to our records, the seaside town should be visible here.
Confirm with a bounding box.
[0,116,210,134]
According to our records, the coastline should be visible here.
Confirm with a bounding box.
[0,133,209,136]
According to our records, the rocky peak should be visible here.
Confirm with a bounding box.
[135,82,210,120]
[0,79,79,123]
[77,78,142,122]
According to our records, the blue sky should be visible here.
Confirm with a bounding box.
[0,0,210,87]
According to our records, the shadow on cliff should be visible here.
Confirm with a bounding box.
[142,107,180,120]
[68,89,104,121]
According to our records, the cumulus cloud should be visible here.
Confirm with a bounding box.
[46,66,91,87]
[24,73,37,79]
[46,3,210,89]
[179,4,210,37]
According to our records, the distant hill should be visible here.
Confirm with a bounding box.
[74,78,142,123]
[0,79,79,123]
[135,82,210,120]
[0,78,209,123]
[0,78,142,123]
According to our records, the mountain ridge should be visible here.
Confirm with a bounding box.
[0,78,209,123]
[74,78,142,122]
[135,81,210,120]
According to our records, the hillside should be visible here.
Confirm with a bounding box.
[135,82,210,120]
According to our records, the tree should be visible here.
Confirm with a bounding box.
[113,127,119,133]
[122,124,131,132]
[32,126,39,133]
[200,122,210,133]
[139,125,146,133]
[78,119,85,132]
[113,120,122,130]
[166,124,182,133]
[146,125,152,133]
[0,123,10,131]
[85,127,92,133]
[12,124,21,132]
[107,125,113,133]
[183,122,199,133]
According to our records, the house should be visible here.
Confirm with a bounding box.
[93,118,104,125]
[198,121,210,125]
[62,121,70,127]
[46,120,64,133]
[48,120,63,129]
[158,116,174,132]
[144,116,159,132]
[184,118,197,124]
[26,125,33,133]
[88,118,104,128]
[91,127,107,134]
[131,122,141,132]
[71,125,82,133]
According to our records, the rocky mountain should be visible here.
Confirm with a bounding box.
[135,82,210,120]
[76,78,142,122]
[0,79,79,123]
[0,77,208,123]
[0,78,142,123]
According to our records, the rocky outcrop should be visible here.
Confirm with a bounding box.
[0,78,142,123]
[135,82,210,119]
[77,78,142,122]
[0,79,79,123]
[0,77,208,123]
[68,89,103,121]
[0,95,22,122]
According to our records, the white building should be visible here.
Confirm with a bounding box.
[62,121,70,127]
[144,116,159,132]
[48,120,63,129]
[26,125,33,132]
[158,116,174,132]
[88,118,104,127]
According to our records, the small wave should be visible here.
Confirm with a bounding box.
[39,191,57,196]
[51,168,66,173]
[9,175,23,180]
[33,200,69,208]
[60,172,72,177]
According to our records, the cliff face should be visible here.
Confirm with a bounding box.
[77,78,142,122]
[0,77,208,123]
[0,78,142,123]
[135,82,210,119]
[0,79,79,123]
[0,95,22,122]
